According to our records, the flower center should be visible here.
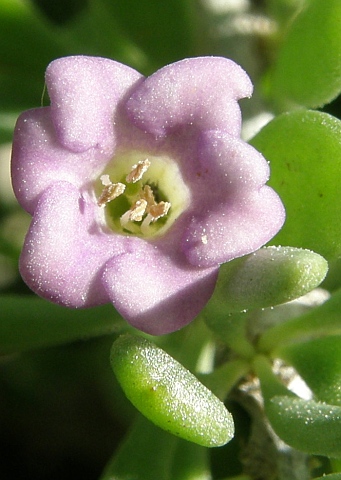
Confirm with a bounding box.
[96,151,190,238]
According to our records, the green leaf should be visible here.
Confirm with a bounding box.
[266,396,341,457]
[251,110,341,261]
[0,295,124,353]
[211,246,328,313]
[110,334,234,448]
[255,355,341,457]
[268,0,341,108]
[277,335,341,406]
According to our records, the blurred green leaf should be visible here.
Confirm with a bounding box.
[258,288,341,352]
[314,475,341,480]
[100,415,177,480]
[277,335,341,406]
[62,0,151,72]
[203,308,255,358]
[101,0,200,68]
[266,396,341,457]
[251,110,341,261]
[0,295,124,354]
[268,0,341,108]
[0,0,70,111]
[0,0,68,72]
[100,414,211,480]
[110,334,234,448]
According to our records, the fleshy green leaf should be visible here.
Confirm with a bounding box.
[251,110,341,261]
[266,396,341,457]
[0,296,124,353]
[277,335,341,406]
[268,0,341,108]
[210,246,328,313]
[254,356,341,457]
[110,334,234,447]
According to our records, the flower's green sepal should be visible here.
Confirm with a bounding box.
[110,334,234,447]
[208,246,328,314]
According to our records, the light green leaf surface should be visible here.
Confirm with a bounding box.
[110,334,234,448]
[251,110,341,261]
[268,0,341,108]
[255,357,341,457]
[213,246,328,313]
[266,396,341,457]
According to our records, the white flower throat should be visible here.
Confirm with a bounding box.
[97,152,190,238]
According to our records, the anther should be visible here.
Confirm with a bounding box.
[120,199,148,230]
[141,201,171,235]
[126,159,151,183]
[98,175,125,206]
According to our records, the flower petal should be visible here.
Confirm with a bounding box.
[182,186,286,268]
[102,243,218,335]
[195,130,270,193]
[19,181,123,307]
[11,108,110,214]
[126,57,253,138]
[46,56,143,153]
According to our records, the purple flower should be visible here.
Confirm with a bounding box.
[11,56,285,335]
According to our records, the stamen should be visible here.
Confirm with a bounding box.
[120,199,148,230]
[98,175,125,206]
[140,184,155,206]
[149,201,171,221]
[141,201,171,235]
[126,159,151,183]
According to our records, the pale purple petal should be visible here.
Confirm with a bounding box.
[19,181,124,307]
[194,130,270,193]
[182,186,286,268]
[46,56,143,153]
[11,108,110,214]
[102,243,218,335]
[126,57,253,138]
